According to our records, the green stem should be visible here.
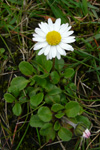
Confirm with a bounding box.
[0,35,15,63]
[16,123,30,150]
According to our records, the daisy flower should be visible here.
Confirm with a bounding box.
[32,18,75,60]
[83,129,91,139]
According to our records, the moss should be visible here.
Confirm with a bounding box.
[73,22,99,36]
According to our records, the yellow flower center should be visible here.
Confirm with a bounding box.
[46,31,61,46]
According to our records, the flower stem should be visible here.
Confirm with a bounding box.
[61,116,77,128]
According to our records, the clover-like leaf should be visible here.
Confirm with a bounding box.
[54,121,61,131]
[58,127,72,141]
[45,94,60,105]
[30,92,44,107]
[19,61,36,76]
[50,71,60,84]
[38,106,52,122]
[10,76,30,91]
[51,103,64,112]
[29,115,45,127]
[12,103,22,116]
[55,58,64,71]
[4,93,16,103]
[55,111,64,119]
[65,101,80,118]
[36,55,52,73]
[40,123,55,141]
[33,75,47,88]
[64,68,74,78]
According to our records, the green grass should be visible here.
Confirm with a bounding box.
[0,0,100,149]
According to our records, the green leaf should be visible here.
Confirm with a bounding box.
[36,55,52,73]
[51,104,64,112]
[4,93,16,103]
[47,2,67,23]
[10,76,30,91]
[12,103,22,116]
[60,93,68,105]
[47,86,62,95]
[82,0,88,15]
[75,115,91,128]
[65,83,77,95]
[65,101,80,117]
[40,123,52,136]
[29,115,45,127]
[7,0,22,5]
[0,48,5,54]
[45,94,60,105]
[64,68,74,78]
[38,106,52,122]
[54,121,61,131]
[58,127,72,141]
[30,92,44,107]
[40,123,55,141]
[55,58,64,71]
[33,75,47,88]
[8,85,19,98]
[55,111,64,119]
[50,71,60,84]
[19,61,36,76]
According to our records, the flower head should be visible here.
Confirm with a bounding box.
[32,18,75,60]
[83,128,91,139]
[74,123,91,139]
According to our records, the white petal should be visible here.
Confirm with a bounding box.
[56,45,66,55]
[32,37,46,42]
[54,18,61,31]
[44,45,51,55]
[61,31,74,38]
[67,26,71,31]
[34,42,48,50]
[59,42,74,51]
[46,55,49,60]
[48,18,54,31]
[59,23,68,34]
[48,49,52,59]
[35,28,46,37]
[39,22,49,34]
[56,51,61,59]
[38,48,45,55]
[51,46,57,58]
[61,36,75,43]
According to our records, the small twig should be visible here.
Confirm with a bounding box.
[93,37,100,50]
[86,132,100,150]
[57,136,66,150]
[11,117,20,148]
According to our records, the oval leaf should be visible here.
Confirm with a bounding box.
[45,94,60,105]
[30,92,44,107]
[40,123,55,141]
[76,115,91,128]
[4,93,16,103]
[36,55,52,73]
[54,121,61,131]
[12,103,22,116]
[11,76,29,91]
[38,106,52,122]
[19,61,35,76]
[55,111,64,119]
[58,127,72,141]
[50,71,60,84]
[51,104,64,112]
[65,101,80,117]
[29,115,45,127]
[64,68,74,78]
